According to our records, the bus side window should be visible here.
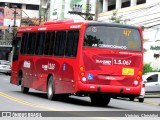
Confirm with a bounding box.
[44,32,51,55]
[44,32,55,55]
[20,33,28,54]
[54,31,66,56]
[26,33,32,54]
[35,32,45,55]
[29,33,36,54]
[65,31,79,57]
[49,32,55,55]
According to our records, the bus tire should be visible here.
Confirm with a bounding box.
[90,94,111,106]
[47,76,56,100]
[139,98,144,103]
[20,73,29,93]
[129,97,135,101]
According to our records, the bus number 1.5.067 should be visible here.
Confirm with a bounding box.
[114,59,131,66]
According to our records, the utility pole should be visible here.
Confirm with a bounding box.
[95,0,98,21]
[85,0,90,20]
[39,0,42,25]
[13,5,17,37]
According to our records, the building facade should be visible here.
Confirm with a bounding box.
[47,0,96,21]
[1,0,160,67]
[98,0,160,69]
[0,0,40,61]
[46,0,160,69]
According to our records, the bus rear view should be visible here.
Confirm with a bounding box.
[77,23,143,105]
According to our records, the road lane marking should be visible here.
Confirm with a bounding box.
[0,92,62,111]
[0,92,115,120]
[144,101,160,106]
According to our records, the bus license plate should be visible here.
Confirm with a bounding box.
[122,68,134,75]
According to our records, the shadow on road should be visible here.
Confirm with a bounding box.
[13,91,129,110]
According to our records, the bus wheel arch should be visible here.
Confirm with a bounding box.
[18,70,29,93]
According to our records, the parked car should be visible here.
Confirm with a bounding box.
[0,60,11,75]
[142,72,160,93]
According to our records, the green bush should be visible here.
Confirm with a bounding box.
[143,63,153,74]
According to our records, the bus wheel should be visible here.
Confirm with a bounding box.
[20,74,29,93]
[139,98,144,103]
[90,94,111,106]
[47,76,56,100]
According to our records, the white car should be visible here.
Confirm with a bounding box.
[129,80,145,103]
[142,72,160,93]
[0,60,11,75]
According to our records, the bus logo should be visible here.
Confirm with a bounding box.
[23,61,31,68]
[42,63,55,71]
[96,59,112,65]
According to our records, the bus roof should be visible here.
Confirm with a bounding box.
[17,20,140,32]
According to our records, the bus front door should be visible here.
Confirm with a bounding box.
[10,37,21,85]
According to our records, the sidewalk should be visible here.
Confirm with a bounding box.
[144,93,160,106]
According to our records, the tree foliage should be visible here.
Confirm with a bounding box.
[143,63,153,74]
[109,10,130,24]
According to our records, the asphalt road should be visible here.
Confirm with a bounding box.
[0,74,159,120]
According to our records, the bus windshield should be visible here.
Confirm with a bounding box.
[84,26,142,51]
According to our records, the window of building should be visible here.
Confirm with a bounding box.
[35,32,45,55]
[137,0,146,5]
[9,3,22,9]
[26,4,39,10]
[54,31,66,56]
[122,1,130,8]
[65,31,79,57]
[108,0,116,11]
[0,2,5,7]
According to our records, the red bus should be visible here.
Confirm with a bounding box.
[11,20,143,106]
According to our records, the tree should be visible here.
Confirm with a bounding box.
[109,10,130,24]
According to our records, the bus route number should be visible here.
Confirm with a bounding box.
[123,30,131,37]
[114,59,131,66]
